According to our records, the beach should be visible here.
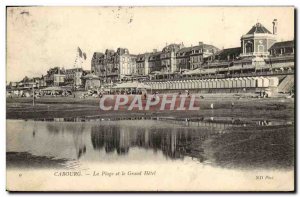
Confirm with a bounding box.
[6,94,294,121]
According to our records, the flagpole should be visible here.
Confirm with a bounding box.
[32,85,35,107]
[74,51,78,69]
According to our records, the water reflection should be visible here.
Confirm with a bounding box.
[90,125,208,161]
[6,119,294,170]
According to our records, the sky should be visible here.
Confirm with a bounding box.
[6,6,294,82]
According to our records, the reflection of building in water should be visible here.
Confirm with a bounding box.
[118,128,130,154]
[40,119,293,169]
[91,125,120,154]
[160,130,182,159]
[90,124,209,161]
[72,124,87,159]
[144,128,149,148]
[46,123,64,134]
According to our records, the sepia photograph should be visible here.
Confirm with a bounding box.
[5,6,295,192]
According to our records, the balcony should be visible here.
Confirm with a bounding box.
[240,52,270,57]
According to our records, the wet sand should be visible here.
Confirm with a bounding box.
[6,96,294,120]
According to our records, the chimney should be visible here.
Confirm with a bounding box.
[199,42,203,46]
[180,42,184,49]
[153,49,157,53]
[272,19,278,35]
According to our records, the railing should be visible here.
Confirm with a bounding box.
[240,52,269,57]
[143,69,294,83]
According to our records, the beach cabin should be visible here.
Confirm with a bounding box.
[173,81,177,89]
[178,81,182,89]
[168,82,172,89]
[255,77,263,88]
[232,78,237,88]
[191,80,196,89]
[181,81,185,89]
[236,78,242,88]
[208,80,213,89]
[216,79,222,88]
[162,82,167,90]
[241,78,247,88]
[224,79,229,88]
[228,79,234,88]
[204,80,209,89]
[220,79,226,89]
[169,82,175,90]
[245,77,251,88]
[250,77,257,88]
[212,80,217,89]
[187,80,193,89]
[199,80,204,89]
[196,80,200,89]
[260,77,270,87]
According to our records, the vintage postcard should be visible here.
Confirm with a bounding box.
[6,6,295,191]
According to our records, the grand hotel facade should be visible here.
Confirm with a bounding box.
[91,19,294,85]
[8,19,294,94]
[89,19,294,95]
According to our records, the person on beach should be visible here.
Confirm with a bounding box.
[152,92,156,101]
[186,90,190,97]
[143,91,147,99]
[152,92,157,101]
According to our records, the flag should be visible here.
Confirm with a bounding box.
[83,52,87,60]
[77,47,83,58]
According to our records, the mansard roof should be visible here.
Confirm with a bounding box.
[176,43,219,57]
[136,53,150,61]
[162,44,182,53]
[105,49,116,56]
[176,47,192,57]
[117,48,129,55]
[92,52,104,59]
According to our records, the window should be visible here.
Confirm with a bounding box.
[258,45,264,53]
[245,42,253,53]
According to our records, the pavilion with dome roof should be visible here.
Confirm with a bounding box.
[240,20,277,58]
